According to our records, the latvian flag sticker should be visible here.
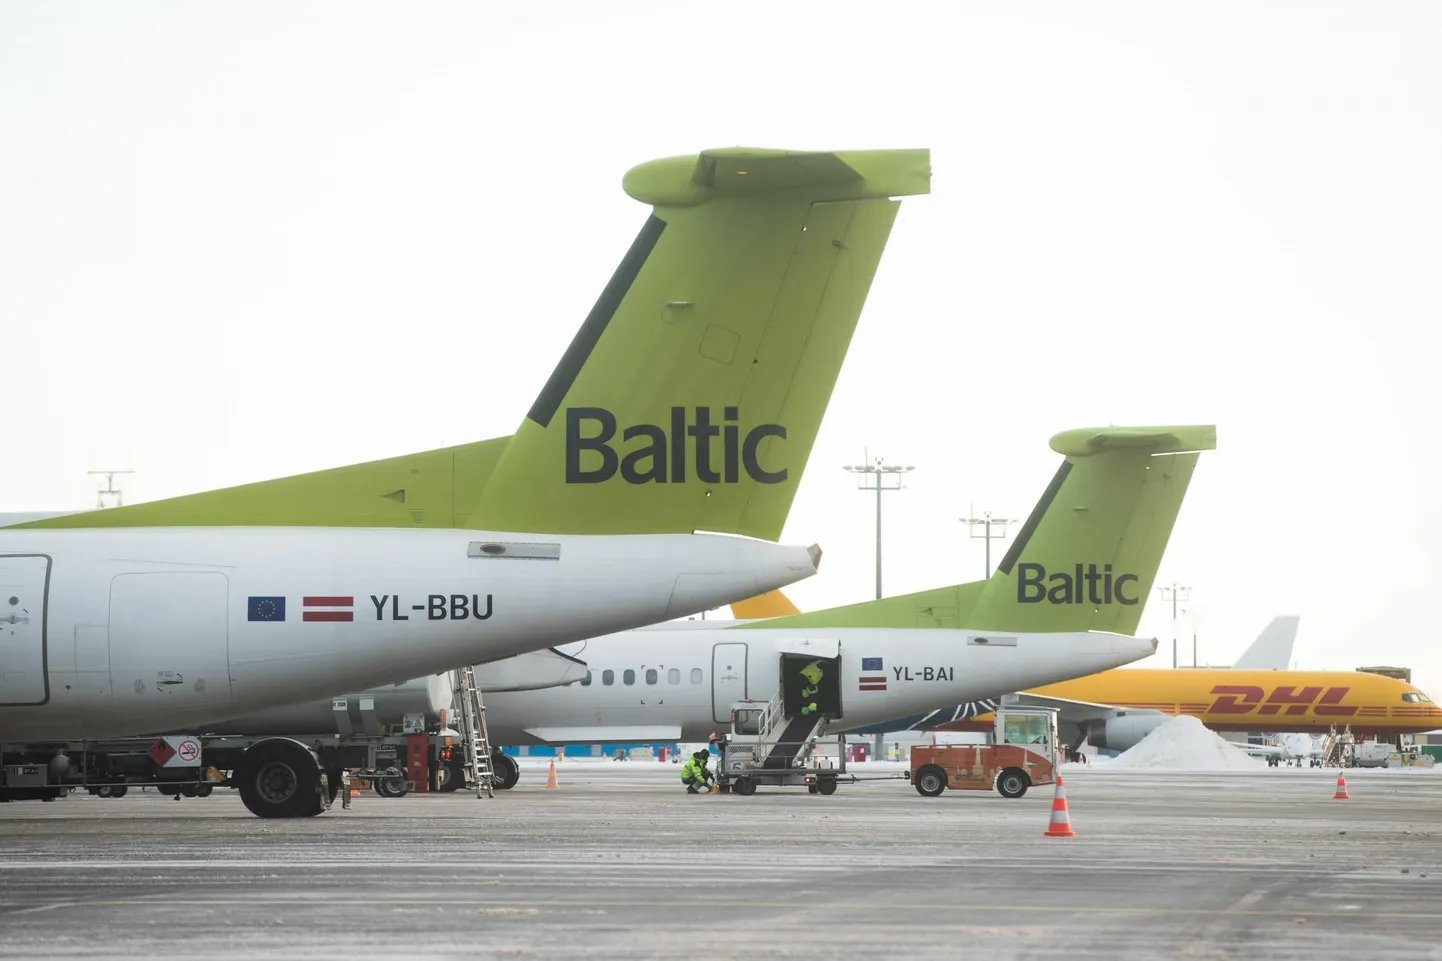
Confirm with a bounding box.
[860,656,887,692]
[303,596,354,622]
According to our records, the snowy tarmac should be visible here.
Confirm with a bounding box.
[1,759,1440,960]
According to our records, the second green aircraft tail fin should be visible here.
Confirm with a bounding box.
[467,147,931,539]
[738,425,1214,634]
[965,425,1215,634]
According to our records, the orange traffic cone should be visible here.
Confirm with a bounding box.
[546,758,559,790]
[1333,771,1349,799]
[1042,775,1076,838]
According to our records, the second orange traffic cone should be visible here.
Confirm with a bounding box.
[1043,775,1076,838]
[1333,771,1349,799]
[546,758,559,790]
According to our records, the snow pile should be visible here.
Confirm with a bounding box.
[1108,715,1265,771]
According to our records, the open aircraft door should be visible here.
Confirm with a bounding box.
[712,642,748,723]
[0,554,51,706]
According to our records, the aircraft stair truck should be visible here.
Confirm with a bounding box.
[908,701,1060,799]
[715,640,848,797]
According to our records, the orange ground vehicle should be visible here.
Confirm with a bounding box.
[909,707,1059,799]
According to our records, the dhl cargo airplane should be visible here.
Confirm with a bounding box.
[0,146,930,816]
[199,423,1215,790]
[859,629,1442,751]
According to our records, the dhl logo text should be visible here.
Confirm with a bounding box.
[1206,685,1356,717]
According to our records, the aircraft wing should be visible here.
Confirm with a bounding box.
[1237,742,1284,758]
[523,726,682,744]
[474,647,590,693]
[1000,692,1136,724]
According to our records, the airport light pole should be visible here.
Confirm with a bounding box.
[845,453,913,760]
[1156,583,1191,669]
[961,505,1017,579]
[88,470,133,509]
[843,454,914,601]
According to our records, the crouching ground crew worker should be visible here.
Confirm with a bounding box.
[681,749,715,794]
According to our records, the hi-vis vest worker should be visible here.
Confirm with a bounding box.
[681,750,713,794]
[799,660,825,716]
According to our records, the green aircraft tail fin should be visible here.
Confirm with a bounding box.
[738,425,1214,633]
[466,147,931,538]
[10,147,929,536]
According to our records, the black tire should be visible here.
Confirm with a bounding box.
[815,776,838,796]
[733,776,757,797]
[996,768,1029,799]
[237,740,328,819]
[195,784,213,798]
[111,784,128,799]
[436,761,463,793]
[807,783,818,794]
[375,778,410,798]
[914,764,947,797]
[492,751,520,791]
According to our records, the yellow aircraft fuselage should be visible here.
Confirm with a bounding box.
[974,669,1441,735]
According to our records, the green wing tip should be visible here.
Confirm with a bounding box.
[1049,425,1218,457]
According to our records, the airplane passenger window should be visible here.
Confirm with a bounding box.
[580,672,593,687]
[690,668,703,684]
[668,668,681,685]
[602,670,614,686]
[623,669,635,686]
[646,669,658,685]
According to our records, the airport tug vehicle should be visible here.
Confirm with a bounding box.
[908,704,1060,798]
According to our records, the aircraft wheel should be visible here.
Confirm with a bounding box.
[914,765,947,798]
[237,739,328,819]
[733,777,757,797]
[492,752,520,790]
[996,768,1029,799]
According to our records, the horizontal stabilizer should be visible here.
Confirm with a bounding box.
[624,147,931,207]
[1049,426,1217,457]
[730,589,802,619]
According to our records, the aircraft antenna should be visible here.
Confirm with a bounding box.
[88,470,133,509]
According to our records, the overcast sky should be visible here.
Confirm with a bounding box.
[4,2,1440,693]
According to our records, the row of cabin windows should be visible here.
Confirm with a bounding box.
[579,667,705,687]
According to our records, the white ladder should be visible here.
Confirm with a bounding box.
[452,666,494,799]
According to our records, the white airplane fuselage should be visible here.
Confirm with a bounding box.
[480,621,1159,744]
[0,527,819,742]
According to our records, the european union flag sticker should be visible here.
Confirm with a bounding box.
[248,596,286,622]
[862,656,883,672]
